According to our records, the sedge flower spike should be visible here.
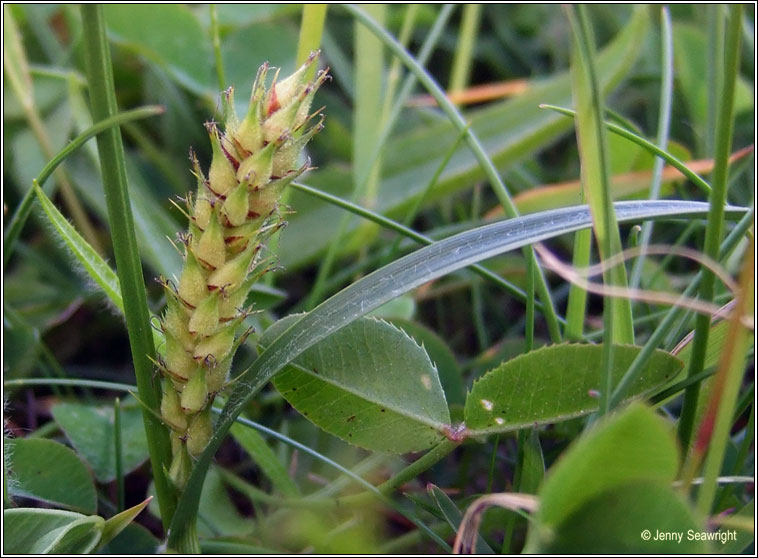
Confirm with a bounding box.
[157,53,328,491]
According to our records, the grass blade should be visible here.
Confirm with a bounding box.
[695,235,753,515]
[677,5,743,452]
[629,6,675,289]
[540,104,716,196]
[296,5,328,68]
[568,6,634,347]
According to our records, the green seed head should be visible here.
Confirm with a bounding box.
[159,53,327,478]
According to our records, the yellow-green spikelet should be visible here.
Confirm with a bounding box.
[159,54,328,491]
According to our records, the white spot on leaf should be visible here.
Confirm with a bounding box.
[420,374,432,390]
[495,417,505,425]
[480,399,493,411]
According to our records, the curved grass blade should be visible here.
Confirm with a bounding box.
[291,181,558,322]
[167,199,747,546]
[3,105,164,267]
[540,104,714,195]
[678,4,743,454]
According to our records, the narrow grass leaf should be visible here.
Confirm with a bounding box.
[229,423,300,497]
[33,184,164,349]
[678,4,743,452]
[568,5,634,347]
[427,484,494,554]
[98,497,152,550]
[34,183,121,312]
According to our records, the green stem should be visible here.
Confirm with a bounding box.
[79,4,177,534]
[564,228,592,341]
[448,3,481,97]
[525,254,535,351]
[678,4,742,453]
[114,397,124,512]
[372,439,459,497]
[696,232,753,516]
[629,6,674,290]
[705,6,726,157]
[568,6,629,417]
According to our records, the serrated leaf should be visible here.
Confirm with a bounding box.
[3,509,104,554]
[464,344,683,436]
[389,318,465,407]
[6,438,97,514]
[51,402,150,484]
[261,315,450,453]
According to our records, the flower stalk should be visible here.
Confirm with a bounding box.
[158,54,328,491]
